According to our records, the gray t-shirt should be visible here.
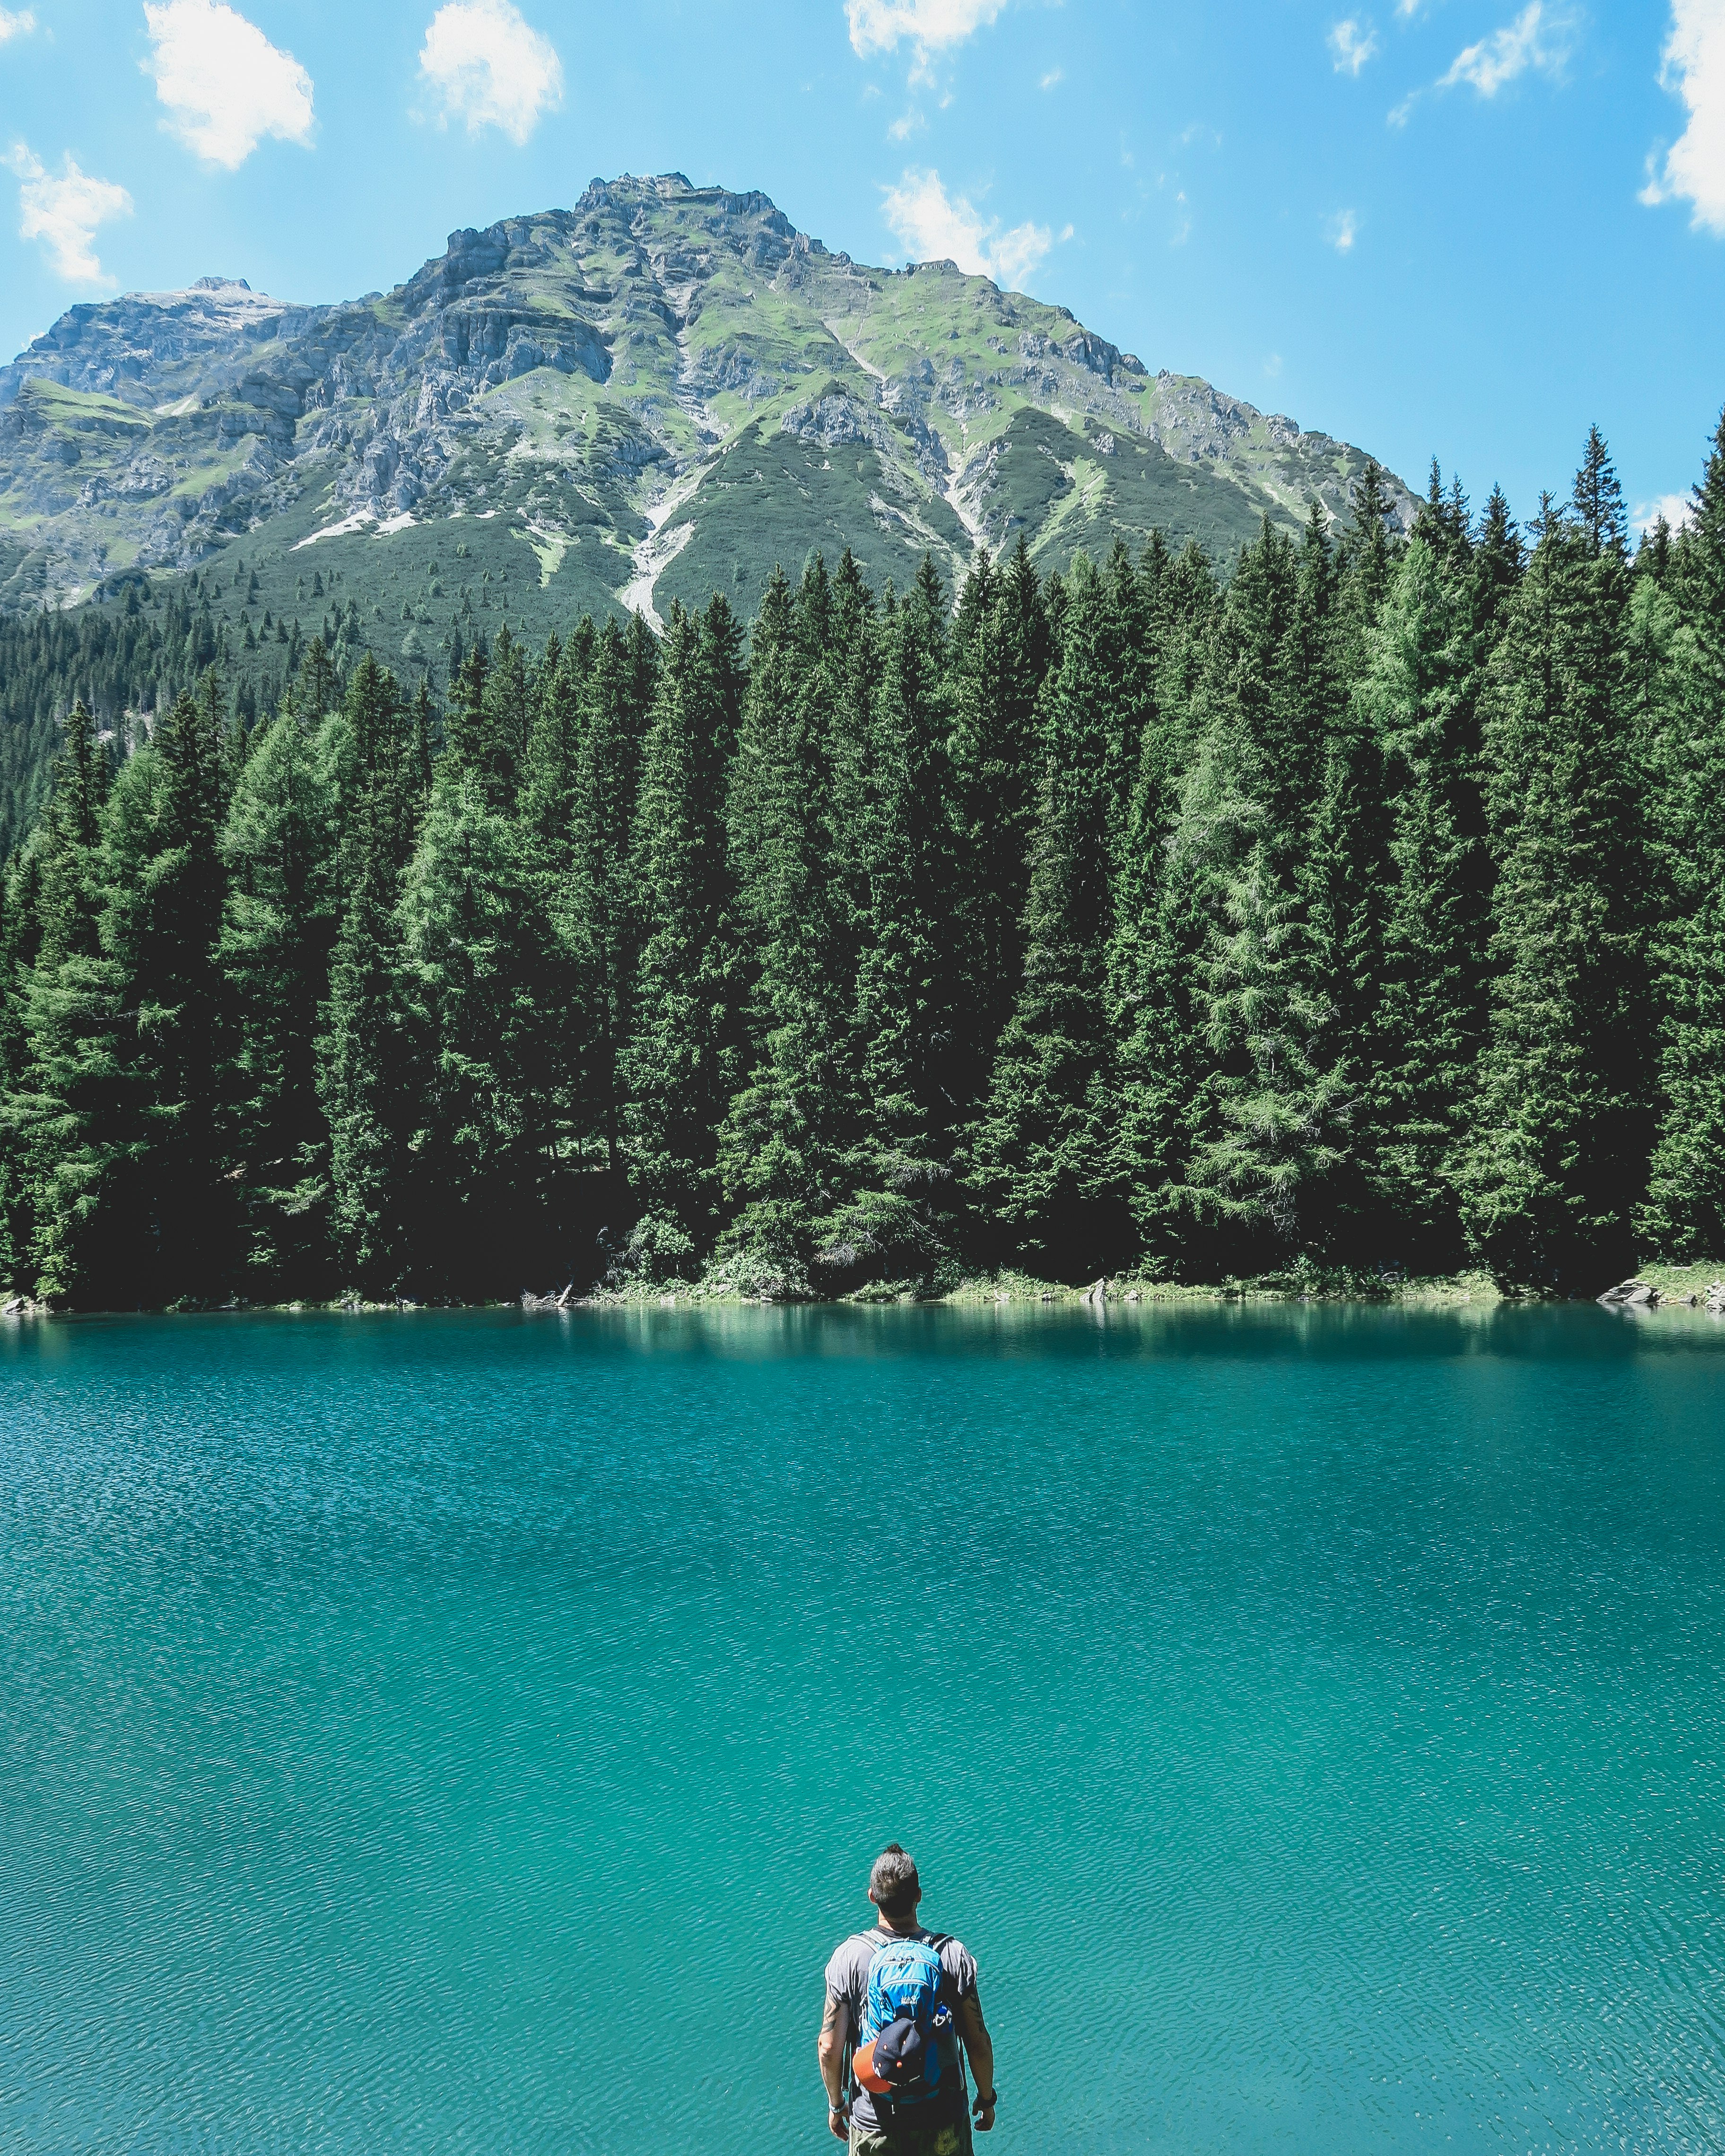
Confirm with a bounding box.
[825,1927,979,2131]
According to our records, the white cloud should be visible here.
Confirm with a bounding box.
[0,9,37,44]
[5,143,133,283]
[1440,2,1569,96]
[1329,208,1359,251]
[418,0,562,145]
[143,0,314,168]
[1040,66,1063,89]
[881,166,1051,290]
[846,0,1007,58]
[1330,18,1378,74]
[1642,0,1725,235]
[1635,491,1697,534]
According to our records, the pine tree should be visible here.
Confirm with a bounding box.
[1641,409,1725,1257]
[1102,538,1160,846]
[220,709,339,1295]
[128,673,235,1298]
[1106,684,1208,1271]
[949,532,1050,1106]
[1472,484,1525,664]
[479,623,530,809]
[0,853,40,1285]
[1291,506,1383,1256]
[443,645,492,799]
[855,558,953,1161]
[20,678,234,1304]
[323,655,418,917]
[718,568,854,1269]
[321,808,420,1297]
[400,766,556,1294]
[296,636,337,727]
[621,599,745,1244]
[1462,434,1654,1287]
[519,629,584,877]
[570,616,655,1177]
[1106,541,1218,1271]
[1352,529,1493,1264]
[2,705,109,1295]
[1339,459,1402,669]
[967,556,1127,1277]
[824,549,880,995]
[1167,521,1350,1266]
[832,556,958,1284]
[12,758,134,1304]
[1185,843,1350,1254]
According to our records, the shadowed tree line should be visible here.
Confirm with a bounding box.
[3,420,1724,1306]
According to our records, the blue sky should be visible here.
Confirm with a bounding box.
[1,0,1721,529]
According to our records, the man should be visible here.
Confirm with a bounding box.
[819,1844,998,2153]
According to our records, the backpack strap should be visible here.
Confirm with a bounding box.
[843,1934,881,2106]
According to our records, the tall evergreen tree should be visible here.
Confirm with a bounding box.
[949,532,1050,1101]
[2,706,108,1294]
[1351,530,1493,1263]
[1168,521,1350,1264]
[570,615,656,1176]
[1641,409,1725,1256]
[519,628,584,876]
[967,555,1127,1275]
[321,806,420,1296]
[718,568,854,1265]
[1462,434,1654,1286]
[622,599,745,1243]
[220,710,339,1295]
[400,766,557,1293]
[18,678,235,1304]
[828,556,958,1282]
[1185,843,1350,1255]
[1106,658,1209,1271]
[1339,459,1402,669]
[854,556,954,1173]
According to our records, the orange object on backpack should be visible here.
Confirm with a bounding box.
[853,2039,892,2095]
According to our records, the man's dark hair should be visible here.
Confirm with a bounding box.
[870,1843,920,1921]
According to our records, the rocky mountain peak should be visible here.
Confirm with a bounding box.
[0,172,1412,624]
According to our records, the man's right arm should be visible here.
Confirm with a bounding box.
[954,1992,996,2134]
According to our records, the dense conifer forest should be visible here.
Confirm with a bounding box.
[3,419,1723,1308]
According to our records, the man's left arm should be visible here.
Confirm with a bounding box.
[954,1992,996,2133]
[818,1989,851,2141]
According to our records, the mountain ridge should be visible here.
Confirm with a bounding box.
[0,172,1413,642]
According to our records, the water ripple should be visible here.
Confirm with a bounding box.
[2,1305,1723,2152]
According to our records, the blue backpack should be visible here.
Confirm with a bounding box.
[858,1934,954,2110]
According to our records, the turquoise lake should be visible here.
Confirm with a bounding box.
[2,1305,1723,2153]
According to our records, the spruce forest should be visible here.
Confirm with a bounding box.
[4,418,1723,1309]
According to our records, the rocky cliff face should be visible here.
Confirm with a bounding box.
[0,174,1413,626]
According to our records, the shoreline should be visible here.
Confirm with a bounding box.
[7,1263,1723,1320]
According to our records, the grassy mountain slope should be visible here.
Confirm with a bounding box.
[0,173,1413,674]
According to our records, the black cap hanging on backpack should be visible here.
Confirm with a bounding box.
[854,2009,947,2097]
